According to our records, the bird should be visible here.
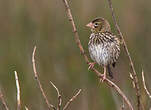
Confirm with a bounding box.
[86,17,120,81]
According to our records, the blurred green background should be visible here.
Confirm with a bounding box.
[0,0,151,109]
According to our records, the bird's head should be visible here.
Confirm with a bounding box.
[86,17,111,33]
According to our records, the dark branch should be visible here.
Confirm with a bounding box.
[107,0,142,109]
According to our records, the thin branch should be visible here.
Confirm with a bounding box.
[63,89,81,110]
[61,0,134,110]
[50,81,62,110]
[141,70,151,99]
[14,71,21,110]
[0,89,9,110]
[107,0,141,109]
[32,46,56,110]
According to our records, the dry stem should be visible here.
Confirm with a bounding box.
[32,46,81,110]
[50,81,62,110]
[0,89,9,110]
[107,0,141,109]
[141,70,151,99]
[32,46,56,110]
[63,89,82,110]
[14,71,21,110]
[61,0,134,109]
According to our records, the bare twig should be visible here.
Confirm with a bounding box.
[25,106,29,110]
[32,46,56,110]
[0,89,9,110]
[61,0,134,110]
[63,89,81,110]
[14,71,21,110]
[32,46,82,110]
[107,0,141,109]
[141,70,151,99]
[50,81,62,110]
[50,81,81,110]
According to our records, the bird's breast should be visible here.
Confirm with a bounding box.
[88,32,120,66]
[88,43,111,66]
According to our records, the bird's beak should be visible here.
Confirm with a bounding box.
[86,22,94,28]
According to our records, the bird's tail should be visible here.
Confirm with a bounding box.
[107,65,113,79]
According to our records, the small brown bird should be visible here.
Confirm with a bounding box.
[86,17,120,81]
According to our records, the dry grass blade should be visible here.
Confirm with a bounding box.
[32,46,56,110]
[107,0,141,109]
[61,0,134,109]
[63,89,81,110]
[0,89,9,110]
[141,70,151,99]
[14,71,21,110]
[50,81,62,110]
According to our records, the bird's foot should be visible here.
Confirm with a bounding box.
[88,62,96,70]
[100,74,106,82]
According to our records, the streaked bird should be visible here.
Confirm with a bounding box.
[86,17,120,81]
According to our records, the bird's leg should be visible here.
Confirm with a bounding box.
[88,62,96,70]
[100,66,107,82]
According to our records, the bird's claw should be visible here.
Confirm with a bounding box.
[100,74,106,82]
[88,62,96,70]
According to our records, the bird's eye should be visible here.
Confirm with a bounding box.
[94,23,99,27]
